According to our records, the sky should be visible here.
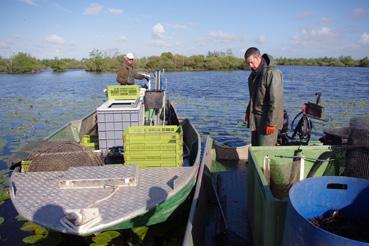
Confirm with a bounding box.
[0,0,369,60]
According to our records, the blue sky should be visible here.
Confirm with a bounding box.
[0,0,369,59]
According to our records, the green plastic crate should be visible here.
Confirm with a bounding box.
[107,85,141,100]
[247,145,344,246]
[124,125,183,168]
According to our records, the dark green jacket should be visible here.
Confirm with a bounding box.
[246,54,284,131]
[116,60,145,85]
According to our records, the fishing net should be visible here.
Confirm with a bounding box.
[9,141,103,172]
[344,147,369,179]
[344,117,369,179]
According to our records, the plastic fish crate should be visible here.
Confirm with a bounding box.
[97,100,144,154]
[107,85,141,100]
[124,125,183,168]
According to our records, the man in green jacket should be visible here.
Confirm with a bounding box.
[244,47,284,146]
[116,53,149,85]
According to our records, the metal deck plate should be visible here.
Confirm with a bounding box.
[10,164,197,234]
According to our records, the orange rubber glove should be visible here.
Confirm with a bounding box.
[265,125,276,135]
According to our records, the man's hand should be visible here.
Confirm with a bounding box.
[265,125,276,135]
[244,113,249,123]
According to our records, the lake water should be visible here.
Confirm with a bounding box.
[0,66,368,244]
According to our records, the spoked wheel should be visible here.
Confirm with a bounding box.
[290,112,313,144]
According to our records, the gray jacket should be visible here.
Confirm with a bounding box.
[246,54,284,131]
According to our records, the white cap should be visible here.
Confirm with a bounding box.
[125,53,134,59]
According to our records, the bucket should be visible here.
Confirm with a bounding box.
[283,176,369,246]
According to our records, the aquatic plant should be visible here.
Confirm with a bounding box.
[20,222,48,244]
[90,230,120,246]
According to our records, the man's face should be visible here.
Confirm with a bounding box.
[127,58,134,65]
[245,54,262,71]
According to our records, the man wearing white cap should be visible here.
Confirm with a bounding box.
[116,53,150,85]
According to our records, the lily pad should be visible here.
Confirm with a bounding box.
[92,234,110,244]
[0,216,4,224]
[20,222,40,232]
[0,190,10,202]
[90,243,107,246]
[0,175,9,186]
[16,215,28,222]
[22,234,44,244]
[0,169,9,176]
[35,226,48,236]
[99,230,120,240]
[92,230,120,244]
[132,226,148,241]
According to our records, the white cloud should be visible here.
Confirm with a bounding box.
[152,23,165,39]
[108,8,124,15]
[291,26,337,46]
[359,32,369,45]
[207,31,239,41]
[19,0,37,6]
[353,8,368,17]
[169,23,190,30]
[46,34,65,45]
[116,35,127,42]
[152,39,171,48]
[51,3,72,13]
[296,11,313,20]
[0,41,10,49]
[255,35,266,44]
[320,17,332,25]
[84,3,103,16]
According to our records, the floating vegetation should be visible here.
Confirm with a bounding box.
[0,216,4,224]
[0,190,10,203]
[21,222,48,244]
[132,226,149,242]
[91,230,120,246]
[16,215,28,222]
[22,234,45,244]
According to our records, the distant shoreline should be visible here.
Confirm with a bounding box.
[1,51,368,74]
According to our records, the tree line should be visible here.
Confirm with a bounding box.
[0,49,368,74]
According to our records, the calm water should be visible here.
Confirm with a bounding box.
[0,66,368,244]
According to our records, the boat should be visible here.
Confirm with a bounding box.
[8,72,202,236]
[184,117,369,246]
[183,136,251,245]
[214,141,249,161]
[183,138,343,246]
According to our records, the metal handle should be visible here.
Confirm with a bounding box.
[315,92,321,105]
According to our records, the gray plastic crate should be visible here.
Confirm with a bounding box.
[97,100,144,154]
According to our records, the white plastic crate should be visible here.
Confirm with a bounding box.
[97,100,144,154]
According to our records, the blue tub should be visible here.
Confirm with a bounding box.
[283,176,369,246]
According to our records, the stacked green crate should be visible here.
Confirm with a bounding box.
[80,135,97,150]
[124,125,183,168]
[107,85,141,100]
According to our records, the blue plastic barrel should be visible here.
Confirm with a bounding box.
[283,176,369,246]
